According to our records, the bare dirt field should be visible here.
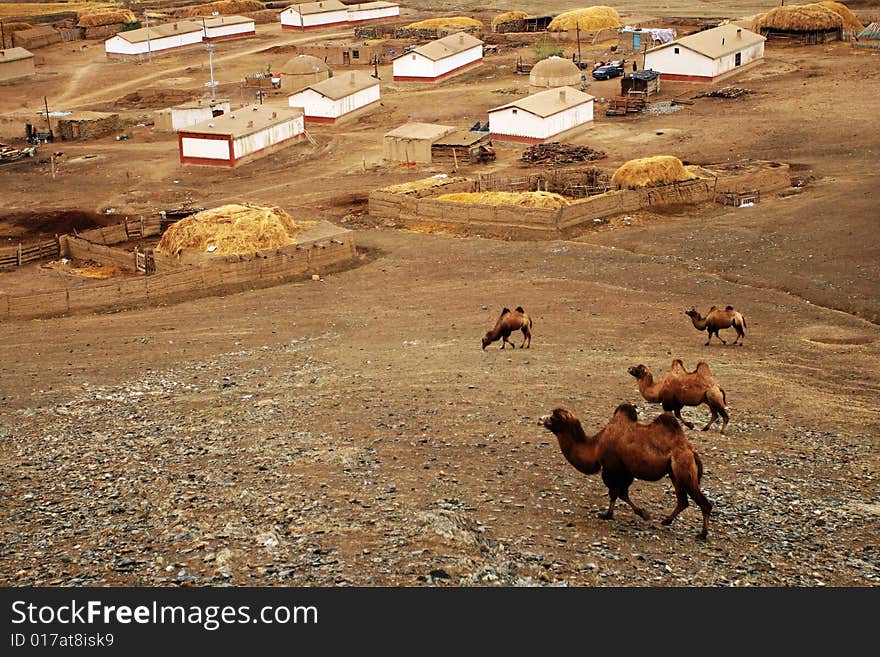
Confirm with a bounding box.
[0,2,878,586]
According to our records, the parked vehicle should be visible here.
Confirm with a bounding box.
[592,60,626,80]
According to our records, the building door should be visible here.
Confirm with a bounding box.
[633,33,641,50]
[735,52,742,66]
[342,51,350,65]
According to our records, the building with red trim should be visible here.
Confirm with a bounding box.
[392,32,483,82]
[488,87,594,144]
[288,71,380,124]
[201,15,256,42]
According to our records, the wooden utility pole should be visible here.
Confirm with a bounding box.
[1,21,7,50]
[576,24,582,66]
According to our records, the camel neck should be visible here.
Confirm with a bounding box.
[555,425,600,474]
[638,373,662,401]
[690,315,708,330]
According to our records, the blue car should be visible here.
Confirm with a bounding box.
[592,62,625,80]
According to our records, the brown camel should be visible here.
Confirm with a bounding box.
[540,404,712,539]
[685,305,747,346]
[481,306,533,350]
[628,362,729,433]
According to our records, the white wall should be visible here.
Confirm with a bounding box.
[490,101,594,140]
[281,8,349,28]
[181,137,230,161]
[393,45,482,79]
[644,46,714,78]
[171,102,232,130]
[233,115,304,158]
[712,41,764,76]
[289,84,379,118]
[204,22,255,39]
[105,30,203,56]
[348,6,399,22]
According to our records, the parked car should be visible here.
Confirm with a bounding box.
[592,60,626,80]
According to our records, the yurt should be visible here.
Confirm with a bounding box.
[529,56,583,92]
[280,54,332,92]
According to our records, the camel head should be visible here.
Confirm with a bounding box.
[481,333,492,350]
[628,364,650,380]
[684,308,699,319]
[539,407,579,434]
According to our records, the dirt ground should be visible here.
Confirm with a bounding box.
[0,2,878,586]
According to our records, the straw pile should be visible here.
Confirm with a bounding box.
[70,265,118,279]
[157,205,300,256]
[492,11,529,28]
[816,2,863,31]
[382,176,467,194]
[405,17,483,30]
[2,22,34,33]
[610,156,698,189]
[185,0,264,18]
[436,191,570,209]
[77,8,137,27]
[756,4,843,32]
[548,6,622,31]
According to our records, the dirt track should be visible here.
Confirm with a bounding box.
[0,3,878,586]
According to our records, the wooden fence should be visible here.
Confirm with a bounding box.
[0,239,61,269]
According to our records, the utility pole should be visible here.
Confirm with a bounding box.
[1,21,6,50]
[144,11,152,63]
[576,24,582,67]
[43,95,53,140]
[205,43,217,101]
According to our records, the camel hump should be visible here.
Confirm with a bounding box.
[725,305,734,311]
[500,307,511,316]
[653,413,683,432]
[708,305,718,312]
[612,403,639,422]
[515,306,525,314]
[695,362,714,377]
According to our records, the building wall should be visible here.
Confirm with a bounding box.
[348,6,399,22]
[489,101,593,141]
[288,84,379,119]
[281,9,349,30]
[712,41,763,76]
[233,115,304,158]
[204,22,256,41]
[0,57,35,82]
[170,102,232,131]
[645,41,764,80]
[181,135,231,161]
[392,45,482,80]
[105,30,203,56]
[383,136,433,163]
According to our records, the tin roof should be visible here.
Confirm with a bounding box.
[286,1,347,16]
[201,15,255,28]
[181,105,303,138]
[0,47,34,63]
[384,122,455,141]
[298,71,379,100]
[413,31,483,61]
[489,86,594,118]
[113,21,203,44]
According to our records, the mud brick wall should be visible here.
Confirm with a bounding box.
[63,236,139,272]
[710,163,790,194]
[56,114,121,141]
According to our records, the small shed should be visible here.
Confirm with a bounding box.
[529,56,583,92]
[644,24,765,82]
[11,26,61,50]
[154,99,232,132]
[620,69,660,95]
[288,71,380,124]
[392,32,483,82]
[281,1,349,31]
[104,21,204,60]
[178,105,306,167]
[488,87,595,144]
[430,129,492,163]
[383,122,455,163]
[56,111,121,141]
[0,47,35,83]
[201,15,256,42]
[280,55,331,91]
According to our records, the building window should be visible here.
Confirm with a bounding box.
[353,50,359,59]
[512,109,517,115]
[412,54,416,60]
[735,52,742,66]
[674,47,679,54]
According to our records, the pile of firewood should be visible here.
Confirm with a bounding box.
[695,87,752,99]
[521,142,606,165]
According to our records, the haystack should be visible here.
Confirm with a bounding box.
[816,2,863,31]
[610,156,698,189]
[405,17,483,30]
[756,5,843,32]
[185,0,265,18]
[548,6,622,32]
[157,205,300,256]
[2,22,34,33]
[77,9,137,28]
[382,176,468,194]
[492,11,529,28]
[436,191,570,209]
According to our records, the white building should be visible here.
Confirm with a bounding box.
[392,32,483,82]
[644,24,765,82]
[288,71,380,124]
[280,1,349,31]
[201,15,256,42]
[346,2,400,24]
[177,105,306,167]
[488,87,595,144]
[104,21,204,60]
[155,99,232,132]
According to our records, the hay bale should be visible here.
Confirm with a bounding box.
[492,11,529,28]
[548,6,622,32]
[816,2,864,31]
[77,9,137,28]
[405,17,483,30]
[436,191,570,209]
[610,156,698,189]
[156,205,301,256]
[756,5,843,32]
[2,22,34,33]
[185,0,265,18]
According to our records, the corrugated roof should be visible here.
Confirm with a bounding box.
[300,71,379,100]
[648,24,764,59]
[431,129,486,147]
[384,122,454,140]
[623,69,659,81]
[413,31,483,61]
[114,21,203,44]
[0,47,34,63]
[181,105,304,138]
[286,1,347,16]
[858,22,880,40]
[201,15,254,28]
[489,86,594,118]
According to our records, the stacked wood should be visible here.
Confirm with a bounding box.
[521,142,606,165]
[695,87,752,99]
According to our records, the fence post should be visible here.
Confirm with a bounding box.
[17,243,22,266]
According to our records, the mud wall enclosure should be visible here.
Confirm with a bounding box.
[368,162,791,237]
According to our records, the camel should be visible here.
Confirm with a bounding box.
[540,404,712,539]
[685,305,746,346]
[628,361,729,433]
[481,306,532,350]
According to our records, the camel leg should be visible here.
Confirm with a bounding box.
[521,327,531,349]
[674,408,694,430]
[662,478,689,527]
[600,488,618,520]
[701,406,718,431]
[704,331,711,346]
[718,330,727,346]
[687,487,713,540]
[718,407,729,434]
[620,483,650,521]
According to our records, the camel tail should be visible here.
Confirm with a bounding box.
[694,451,704,483]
